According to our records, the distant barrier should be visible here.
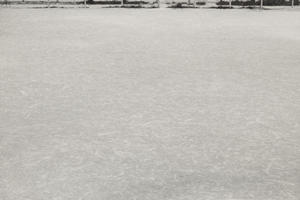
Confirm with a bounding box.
[0,0,298,7]
[0,0,82,5]
[217,0,299,6]
[0,0,158,6]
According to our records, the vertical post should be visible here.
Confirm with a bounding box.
[229,0,232,7]
[260,0,263,9]
[48,0,50,8]
[291,0,294,7]
[194,0,196,7]
[84,0,86,7]
[121,0,123,6]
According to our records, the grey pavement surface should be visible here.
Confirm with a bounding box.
[0,8,300,200]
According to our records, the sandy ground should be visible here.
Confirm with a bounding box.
[0,8,300,200]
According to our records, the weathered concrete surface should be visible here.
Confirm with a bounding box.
[0,8,300,200]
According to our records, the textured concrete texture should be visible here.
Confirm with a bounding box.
[0,8,300,200]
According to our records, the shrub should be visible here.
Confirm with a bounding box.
[168,1,206,7]
[196,1,206,5]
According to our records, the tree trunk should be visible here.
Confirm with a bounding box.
[260,0,263,8]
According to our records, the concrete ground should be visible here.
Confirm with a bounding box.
[0,8,299,200]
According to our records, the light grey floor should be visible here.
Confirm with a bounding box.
[0,8,300,200]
